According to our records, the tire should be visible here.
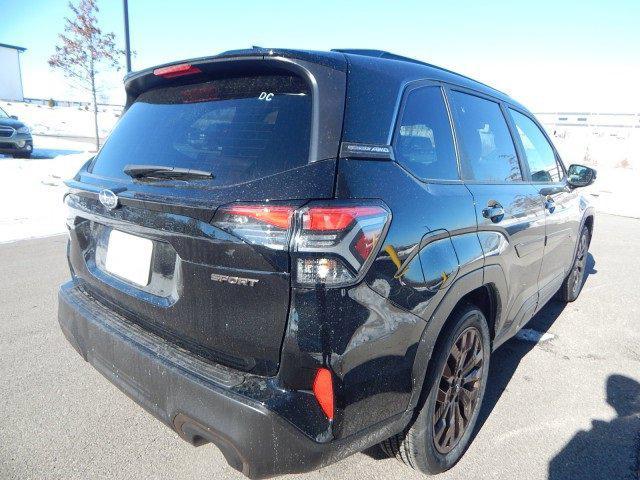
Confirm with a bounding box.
[380,303,491,474]
[559,225,590,302]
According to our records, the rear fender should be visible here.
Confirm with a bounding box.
[406,264,508,411]
[407,267,483,412]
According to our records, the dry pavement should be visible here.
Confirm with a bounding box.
[1,214,639,480]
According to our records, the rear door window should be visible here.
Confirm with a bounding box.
[509,109,562,182]
[394,86,458,180]
[449,91,522,183]
[90,75,312,186]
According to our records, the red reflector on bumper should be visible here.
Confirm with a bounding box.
[313,367,334,420]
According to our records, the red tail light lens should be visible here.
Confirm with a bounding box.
[353,230,376,260]
[302,206,384,231]
[212,202,390,286]
[213,204,295,250]
[222,205,294,229]
[294,204,390,286]
[313,367,334,420]
[153,63,202,79]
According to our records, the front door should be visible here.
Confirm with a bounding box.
[506,108,581,307]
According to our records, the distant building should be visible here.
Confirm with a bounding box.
[0,43,26,101]
[536,112,640,129]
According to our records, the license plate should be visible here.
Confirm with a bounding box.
[105,230,153,286]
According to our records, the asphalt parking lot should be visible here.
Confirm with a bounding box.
[1,213,639,480]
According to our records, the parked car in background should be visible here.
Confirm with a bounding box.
[0,106,33,158]
[58,48,596,478]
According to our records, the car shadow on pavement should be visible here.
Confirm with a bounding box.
[31,148,85,159]
[473,253,597,440]
[548,374,640,480]
[364,254,599,464]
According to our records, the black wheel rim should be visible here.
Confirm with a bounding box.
[432,326,484,454]
[569,233,588,295]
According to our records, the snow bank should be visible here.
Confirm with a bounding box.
[0,153,92,243]
[548,126,640,218]
[1,100,121,139]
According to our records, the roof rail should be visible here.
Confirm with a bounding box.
[331,48,508,97]
[331,49,424,64]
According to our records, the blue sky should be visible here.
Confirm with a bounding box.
[2,0,639,111]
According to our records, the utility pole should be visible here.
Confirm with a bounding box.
[123,0,132,72]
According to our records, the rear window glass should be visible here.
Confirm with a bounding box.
[90,75,311,186]
[394,86,458,180]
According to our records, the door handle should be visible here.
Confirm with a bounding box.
[482,202,505,223]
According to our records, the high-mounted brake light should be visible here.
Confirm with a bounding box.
[153,63,202,79]
[212,202,390,285]
[313,368,334,420]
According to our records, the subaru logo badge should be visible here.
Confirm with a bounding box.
[99,189,119,210]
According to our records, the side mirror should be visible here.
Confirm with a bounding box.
[10,115,18,120]
[567,164,596,188]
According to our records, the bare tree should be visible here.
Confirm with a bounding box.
[49,0,123,150]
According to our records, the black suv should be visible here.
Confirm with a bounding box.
[58,48,596,478]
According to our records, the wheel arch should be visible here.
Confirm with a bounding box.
[407,267,504,413]
[583,213,594,239]
[574,209,595,262]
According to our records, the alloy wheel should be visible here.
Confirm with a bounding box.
[570,233,588,295]
[432,326,484,454]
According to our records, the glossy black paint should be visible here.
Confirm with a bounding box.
[58,48,595,477]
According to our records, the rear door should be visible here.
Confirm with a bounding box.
[446,88,546,335]
[65,58,346,376]
[507,108,581,305]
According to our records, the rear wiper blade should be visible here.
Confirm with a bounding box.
[123,164,214,180]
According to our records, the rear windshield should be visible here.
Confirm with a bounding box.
[90,75,312,186]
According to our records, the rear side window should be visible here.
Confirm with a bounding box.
[91,75,311,186]
[394,86,458,180]
[449,91,521,183]
[509,109,562,182]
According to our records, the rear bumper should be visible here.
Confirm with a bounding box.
[58,281,399,478]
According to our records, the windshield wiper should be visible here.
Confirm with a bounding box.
[123,164,214,181]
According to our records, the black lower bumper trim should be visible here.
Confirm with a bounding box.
[57,281,408,478]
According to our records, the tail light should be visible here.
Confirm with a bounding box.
[213,204,295,250]
[212,201,390,287]
[293,204,390,286]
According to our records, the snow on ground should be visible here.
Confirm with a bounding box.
[548,126,640,218]
[515,328,556,343]
[1,100,120,139]
[0,135,93,243]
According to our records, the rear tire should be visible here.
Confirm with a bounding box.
[380,303,490,474]
[560,225,590,302]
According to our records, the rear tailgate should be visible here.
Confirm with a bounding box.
[65,53,346,375]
